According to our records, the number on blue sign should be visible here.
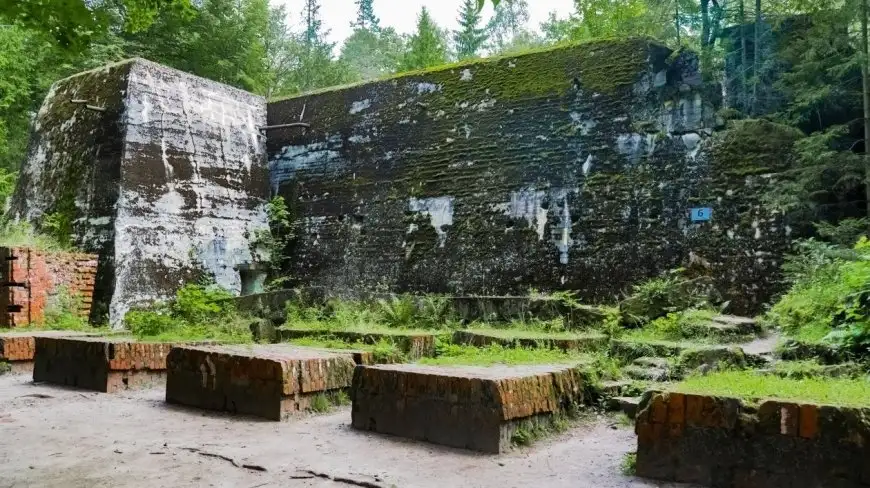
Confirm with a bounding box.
[690,207,712,222]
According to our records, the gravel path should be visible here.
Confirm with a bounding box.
[0,374,691,488]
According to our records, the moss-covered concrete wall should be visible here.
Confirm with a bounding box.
[267,39,793,314]
[10,59,270,326]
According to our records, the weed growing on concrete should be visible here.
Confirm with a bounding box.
[0,221,72,251]
[330,390,351,407]
[623,308,721,343]
[620,453,637,476]
[0,361,10,375]
[286,337,406,363]
[615,413,634,428]
[421,343,587,366]
[42,286,99,331]
[309,393,331,413]
[675,371,870,407]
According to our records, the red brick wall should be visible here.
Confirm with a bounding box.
[0,247,98,327]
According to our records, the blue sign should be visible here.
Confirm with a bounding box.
[690,207,713,222]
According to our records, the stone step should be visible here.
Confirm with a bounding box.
[632,356,670,369]
[607,396,641,419]
[600,380,634,397]
[623,365,672,382]
[711,315,760,334]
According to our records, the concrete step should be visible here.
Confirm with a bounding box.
[712,315,760,334]
[608,396,641,419]
[623,364,671,382]
[632,356,669,369]
[599,380,633,397]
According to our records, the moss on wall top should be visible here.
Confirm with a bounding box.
[272,37,669,103]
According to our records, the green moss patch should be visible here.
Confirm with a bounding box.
[673,371,870,407]
[421,343,589,367]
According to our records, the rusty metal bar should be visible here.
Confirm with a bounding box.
[258,122,311,132]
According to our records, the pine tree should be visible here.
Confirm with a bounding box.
[352,0,380,31]
[453,0,487,59]
[400,7,447,71]
[302,0,323,52]
[487,0,530,53]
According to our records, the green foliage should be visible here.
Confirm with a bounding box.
[628,308,719,342]
[453,0,488,60]
[620,453,637,476]
[309,393,332,413]
[420,343,586,366]
[377,295,418,328]
[352,0,379,31]
[675,370,870,407]
[42,286,93,330]
[620,270,710,326]
[768,238,870,350]
[0,221,70,251]
[124,283,251,342]
[400,7,448,71]
[253,196,295,281]
[286,336,405,363]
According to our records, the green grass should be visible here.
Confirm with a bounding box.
[464,326,605,341]
[309,393,331,413]
[673,371,870,407]
[285,337,406,363]
[791,322,831,343]
[421,343,588,367]
[134,318,254,344]
[620,453,637,476]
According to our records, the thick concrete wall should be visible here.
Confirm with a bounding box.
[10,59,270,326]
[114,60,270,324]
[267,38,792,314]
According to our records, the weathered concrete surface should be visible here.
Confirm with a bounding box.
[0,247,98,327]
[267,38,794,315]
[452,329,607,351]
[278,327,438,359]
[636,391,870,487]
[0,374,695,488]
[351,363,590,453]
[0,330,97,374]
[9,59,270,327]
[166,344,356,420]
[33,336,178,392]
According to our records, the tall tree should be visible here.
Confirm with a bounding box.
[352,0,380,31]
[487,0,531,53]
[2,0,193,50]
[400,7,447,71]
[340,27,405,80]
[453,0,488,59]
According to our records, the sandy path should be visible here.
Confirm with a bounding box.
[0,374,688,488]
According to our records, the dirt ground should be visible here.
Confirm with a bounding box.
[0,374,690,488]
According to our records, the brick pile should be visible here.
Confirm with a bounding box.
[351,363,590,453]
[166,344,357,420]
[33,336,177,392]
[0,247,97,327]
[635,391,870,487]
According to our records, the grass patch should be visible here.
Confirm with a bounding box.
[309,393,331,413]
[674,371,870,407]
[620,453,637,476]
[464,326,604,341]
[622,309,736,344]
[421,343,588,367]
[285,337,406,363]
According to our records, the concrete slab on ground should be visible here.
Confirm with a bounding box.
[1,330,103,375]
[351,362,590,453]
[166,344,357,420]
[33,336,181,392]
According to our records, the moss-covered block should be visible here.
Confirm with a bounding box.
[452,329,607,352]
[277,327,438,359]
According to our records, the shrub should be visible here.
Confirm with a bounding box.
[619,270,710,326]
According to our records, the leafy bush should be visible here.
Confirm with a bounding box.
[42,286,92,330]
[769,237,870,357]
[377,294,418,328]
[619,270,711,326]
[124,283,252,343]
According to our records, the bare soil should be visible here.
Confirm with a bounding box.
[0,374,691,488]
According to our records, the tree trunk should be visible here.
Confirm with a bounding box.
[675,1,681,45]
[701,0,710,47]
[862,0,870,217]
[753,0,761,115]
[740,0,747,113]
